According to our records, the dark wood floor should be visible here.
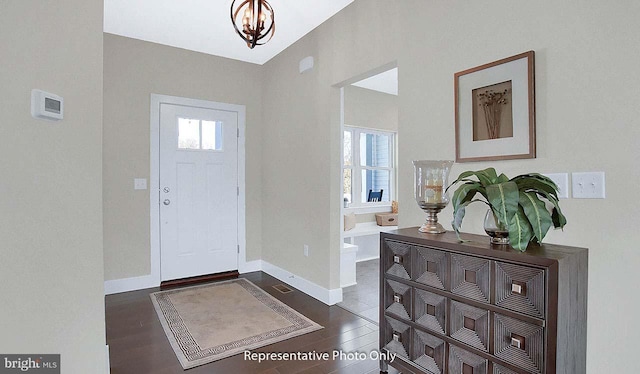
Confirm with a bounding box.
[106,271,401,374]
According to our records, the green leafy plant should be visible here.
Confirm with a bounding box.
[447,168,567,251]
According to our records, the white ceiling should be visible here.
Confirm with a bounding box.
[104,0,354,65]
[352,68,398,96]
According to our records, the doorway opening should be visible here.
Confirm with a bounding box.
[337,65,398,323]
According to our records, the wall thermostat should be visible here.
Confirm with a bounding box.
[31,89,63,121]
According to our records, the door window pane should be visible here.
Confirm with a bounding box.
[361,169,390,203]
[202,120,223,150]
[360,133,390,167]
[178,118,200,149]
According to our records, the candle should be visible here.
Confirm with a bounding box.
[424,180,443,203]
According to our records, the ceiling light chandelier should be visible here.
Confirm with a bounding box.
[230,0,275,49]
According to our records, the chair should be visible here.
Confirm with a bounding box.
[367,189,383,202]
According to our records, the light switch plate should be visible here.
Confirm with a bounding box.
[572,172,605,199]
[544,173,569,199]
[134,178,147,190]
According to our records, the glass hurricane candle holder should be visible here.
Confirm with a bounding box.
[413,160,454,233]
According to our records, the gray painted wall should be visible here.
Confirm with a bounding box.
[0,1,106,371]
[103,34,264,280]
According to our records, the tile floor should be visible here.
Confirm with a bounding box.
[337,259,380,324]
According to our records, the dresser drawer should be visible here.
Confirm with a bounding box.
[450,300,490,352]
[383,240,412,280]
[494,313,544,374]
[413,245,448,290]
[494,261,545,319]
[448,345,488,374]
[379,229,588,374]
[411,328,446,374]
[382,316,411,359]
[492,364,519,374]
[384,279,412,321]
[451,254,490,303]
[414,288,446,335]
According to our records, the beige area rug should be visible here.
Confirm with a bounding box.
[150,278,323,370]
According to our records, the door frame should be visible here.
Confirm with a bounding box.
[150,94,247,284]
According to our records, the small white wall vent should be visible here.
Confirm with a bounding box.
[31,89,63,121]
[299,56,314,74]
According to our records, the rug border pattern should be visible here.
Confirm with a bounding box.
[150,277,323,369]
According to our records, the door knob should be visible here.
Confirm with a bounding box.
[163,199,171,206]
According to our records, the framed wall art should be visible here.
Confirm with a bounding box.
[454,51,535,162]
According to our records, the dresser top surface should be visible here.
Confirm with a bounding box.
[382,228,587,266]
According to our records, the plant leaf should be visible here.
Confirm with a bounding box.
[452,182,483,208]
[552,206,567,228]
[512,174,559,199]
[448,168,497,189]
[451,200,487,242]
[512,173,567,230]
[482,168,499,184]
[534,190,567,229]
[451,203,467,239]
[519,191,553,242]
[508,207,534,252]
[496,173,509,183]
[486,181,519,228]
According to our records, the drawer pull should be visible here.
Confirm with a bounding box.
[511,334,525,349]
[427,260,437,273]
[393,255,402,264]
[393,294,402,303]
[511,281,526,295]
[463,316,476,330]
[426,304,436,316]
[464,269,477,284]
[424,345,434,357]
[392,332,401,342]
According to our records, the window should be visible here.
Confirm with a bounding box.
[178,118,223,150]
[343,127,395,207]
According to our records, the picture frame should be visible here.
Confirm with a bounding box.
[454,51,535,162]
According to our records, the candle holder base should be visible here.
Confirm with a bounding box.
[418,204,447,234]
[419,221,446,234]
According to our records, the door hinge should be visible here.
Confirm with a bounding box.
[237,186,240,196]
[237,128,240,138]
[237,245,240,254]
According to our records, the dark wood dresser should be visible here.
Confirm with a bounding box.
[379,228,587,374]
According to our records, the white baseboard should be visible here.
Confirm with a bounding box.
[104,260,342,306]
[239,259,262,274]
[104,274,158,295]
[356,255,379,263]
[261,261,342,305]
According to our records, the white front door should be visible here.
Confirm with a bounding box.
[159,103,238,281]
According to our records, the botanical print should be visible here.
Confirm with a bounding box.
[472,80,513,141]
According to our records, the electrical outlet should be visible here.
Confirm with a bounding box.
[304,244,309,257]
[572,172,605,199]
[543,173,569,199]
